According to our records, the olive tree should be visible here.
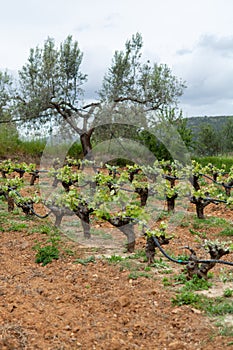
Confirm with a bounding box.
[16,33,186,157]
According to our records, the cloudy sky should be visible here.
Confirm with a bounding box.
[1,0,233,117]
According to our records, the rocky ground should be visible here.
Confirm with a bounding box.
[0,196,233,349]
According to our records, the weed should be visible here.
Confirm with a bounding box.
[203,217,228,227]
[38,224,53,235]
[63,248,75,256]
[180,220,190,228]
[66,220,81,228]
[192,221,202,230]
[223,288,233,298]
[219,269,233,283]
[169,211,187,226]
[30,224,54,235]
[205,298,233,316]
[106,251,149,273]
[173,292,233,317]
[0,211,9,218]
[192,216,229,230]
[7,222,28,231]
[220,228,233,236]
[119,259,138,271]
[33,230,60,266]
[181,274,212,291]
[128,249,147,261]
[12,209,21,215]
[74,256,95,265]
[128,271,152,280]
[156,210,169,220]
[189,228,207,238]
[144,266,151,271]
[168,252,189,262]
[33,243,59,266]
[106,255,125,263]
[162,277,172,286]
[172,291,203,306]
[150,258,169,269]
[173,272,188,285]
[215,320,233,337]
[207,271,214,279]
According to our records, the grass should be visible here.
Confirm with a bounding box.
[172,291,203,306]
[171,272,233,338]
[168,211,187,226]
[189,228,207,238]
[216,321,233,337]
[192,216,229,229]
[0,130,83,161]
[104,250,170,279]
[172,291,233,316]
[127,249,147,261]
[105,252,150,277]
[220,228,233,236]
[6,222,29,231]
[105,254,125,263]
[150,258,170,270]
[219,269,233,283]
[193,156,233,172]
[128,271,152,279]
[223,288,233,298]
[74,256,96,265]
[0,199,79,266]
[180,274,213,291]
[30,224,55,235]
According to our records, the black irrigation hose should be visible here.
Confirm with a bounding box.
[29,208,51,219]
[152,236,233,267]
[201,173,233,189]
[124,218,233,268]
[152,236,188,265]
[8,187,51,219]
[204,197,227,204]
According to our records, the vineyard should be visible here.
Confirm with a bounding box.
[0,157,233,349]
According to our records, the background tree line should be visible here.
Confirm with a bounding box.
[187,116,233,156]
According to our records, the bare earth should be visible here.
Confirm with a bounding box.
[0,202,233,349]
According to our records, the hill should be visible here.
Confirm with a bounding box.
[186,115,233,135]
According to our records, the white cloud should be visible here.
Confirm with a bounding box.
[198,34,233,57]
[1,0,233,116]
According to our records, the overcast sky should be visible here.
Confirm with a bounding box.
[1,0,233,117]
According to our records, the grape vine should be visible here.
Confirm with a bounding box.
[0,158,233,275]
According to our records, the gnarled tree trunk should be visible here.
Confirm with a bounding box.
[80,128,94,157]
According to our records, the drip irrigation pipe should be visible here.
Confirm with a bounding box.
[152,236,233,267]
[201,173,233,189]
[123,218,233,268]
[8,187,51,219]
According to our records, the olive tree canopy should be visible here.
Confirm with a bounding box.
[16,33,186,156]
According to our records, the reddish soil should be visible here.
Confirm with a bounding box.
[0,168,233,349]
[0,202,233,350]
